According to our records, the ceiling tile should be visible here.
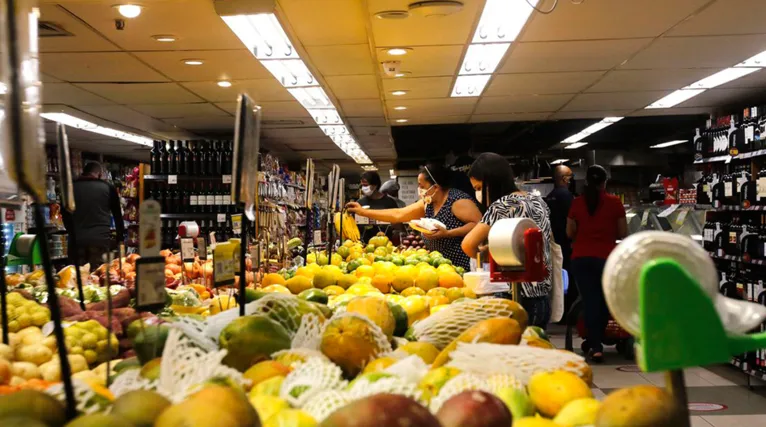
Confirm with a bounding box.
[164,116,237,131]
[368,0,483,46]
[382,77,452,100]
[586,69,717,93]
[76,83,203,104]
[348,117,387,127]
[669,0,766,37]
[385,98,477,117]
[550,110,635,120]
[353,126,390,137]
[500,39,652,73]
[62,1,243,51]
[521,0,711,41]
[630,107,712,117]
[181,79,293,103]
[133,50,272,82]
[325,75,380,99]
[280,0,368,46]
[485,71,604,96]
[128,103,229,119]
[378,45,464,78]
[393,116,469,125]
[562,91,668,111]
[41,52,168,82]
[340,99,385,117]
[263,127,326,139]
[39,4,119,52]
[305,45,375,76]
[469,113,551,123]
[622,35,766,70]
[43,83,114,105]
[475,94,572,114]
[41,73,63,83]
[216,101,312,118]
[75,105,183,135]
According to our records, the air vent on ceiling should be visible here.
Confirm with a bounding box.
[39,21,73,38]
[261,119,306,127]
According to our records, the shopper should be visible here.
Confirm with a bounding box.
[461,153,553,329]
[546,165,576,318]
[346,163,481,270]
[380,179,406,208]
[62,162,125,268]
[567,165,627,363]
[356,171,400,242]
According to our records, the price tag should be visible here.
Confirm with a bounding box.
[675,208,689,225]
[168,175,178,185]
[213,242,235,287]
[217,213,226,223]
[139,200,162,257]
[135,257,167,309]
[197,237,207,260]
[231,214,242,235]
[313,229,322,245]
[250,243,261,269]
[375,220,390,225]
[222,175,232,184]
[180,238,195,262]
[641,211,649,226]
[355,214,370,225]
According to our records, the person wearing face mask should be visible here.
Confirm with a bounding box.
[356,171,400,242]
[461,153,553,329]
[346,163,482,270]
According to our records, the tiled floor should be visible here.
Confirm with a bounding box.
[547,326,766,426]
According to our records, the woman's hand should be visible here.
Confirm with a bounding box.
[345,201,363,214]
[427,224,451,240]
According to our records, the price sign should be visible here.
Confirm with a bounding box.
[197,237,207,260]
[355,214,370,225]
[231,214,242,235]
[180,238,195,262]
[222,175,232,184]
[675,209,689,226]
[217,213,227,223]
[213,242,235,287]
[139,200,162,257]
[250,243,261,269]
[135,257,167,309]
[210,232,217,246]
[168,175,178,184]
[313,230,322,245]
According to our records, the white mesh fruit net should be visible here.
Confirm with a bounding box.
[321,311,393,361]
[301,389,353,423]
[279,357,347,407]
[171,315,218,352]
[347,375,421,402]
[291,313,324,350]
[486,373,524,392]
[383,355,430,385]
[446,342,588,385]
[411,298,520,350]
[46,379,104,415]
[271,348,329,368]
[109,368,158,399]
[429,373,492,412]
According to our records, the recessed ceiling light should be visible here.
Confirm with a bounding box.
[115,4,142,18]
[409,1,465,18]
[387,48,410,56]
[396,119,408,123]
[391,90,408,96]
[217,80,232,88]
[152,35,176,42]
[182,59,204,65]
[394,106,407,110]
[375,10,409,19]
[394,71,411,78]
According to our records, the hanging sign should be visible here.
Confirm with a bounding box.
[197,237,207,261]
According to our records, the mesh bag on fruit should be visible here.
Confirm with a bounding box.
[411,298,520,350]
[109,368,158,399]
[47,379,107,415]
[429,372,492,412]
[347,374,421,401]
[271,348,329,368]
[171,315,218,352]
[486,372,524,392]
[446,342,589,385]
[279,357,347,407]
[301,389,353,423]
[383,354,430,385]
[321,311,393,360]
[291,313,323,350]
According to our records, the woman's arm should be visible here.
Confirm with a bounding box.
[446,199,482,238]
[566,218,577,240]
[616,217,628,239]
[346,200,425,224]
[461,223,490,259]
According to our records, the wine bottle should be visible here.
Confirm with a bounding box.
[150,141,160,173]
[167,141,177,174]
[159,141,168,174]
[206,182,215,213]
[222,141,232,175]
[191,141,201,176]
[189,183,198,213]
[177,141,186,175]
[184,140,193,175]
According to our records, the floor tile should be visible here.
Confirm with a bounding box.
[590,365,651,388]
[640,370,715,387]
[685,386,766,416]
[702,414,766,427]
[692,416,714,427]
[590,388,607,400]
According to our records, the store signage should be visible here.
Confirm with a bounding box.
[222,175,232,184]
[4,209,14,221]
[139,200,162,257]
[399,176,419,206]
[313,229,322,245]
[197,237,207,261]
[231,214,242,235]
[217,213,226,223]
[135,256,167,309]
[213,242,235,287]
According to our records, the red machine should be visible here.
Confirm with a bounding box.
[488,227,546,283]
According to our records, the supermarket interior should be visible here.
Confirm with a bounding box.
[5,0,766,426]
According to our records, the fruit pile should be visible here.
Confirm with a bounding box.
[401,232,426,250]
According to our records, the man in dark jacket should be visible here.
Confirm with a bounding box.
[546,165,575,320]
[63,162,124,268]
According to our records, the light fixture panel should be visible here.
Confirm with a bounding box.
[645,89,705,109]
[473,0,538,43]
[459,43,510,76]
[262,59,317,88]
[564,142,588,149]
[451,75,491,97]
[684,67,759,90]
[223,14,298,60]
[41,113,152,146]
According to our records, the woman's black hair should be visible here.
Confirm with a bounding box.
[419,163,451,188]
[360,171,382,188]
[468,153,519,208]
[584,165,608,216]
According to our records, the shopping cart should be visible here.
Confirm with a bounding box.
[564,296,635,359]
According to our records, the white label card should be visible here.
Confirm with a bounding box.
[135,258,167,308]
[725,182,733,197]
[232,214,242,235]
[217,213,226,223]
[197,238,207,260]
[168,175,178,184]
[180,238,195,262]
[313,230,322,245]
[355,214,370,225]
[222,175,232,184]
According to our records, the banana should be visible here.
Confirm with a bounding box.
[334,212,361,241]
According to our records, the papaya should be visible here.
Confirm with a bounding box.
[133,324,170,365]
[262,297,327,333]
[491,299,528,330]
[299,289,329,305]
[219,315,292,372]
[432,317,522,368]
[387,302,409,337]
[346,297,396,340]
[320,315,385,378]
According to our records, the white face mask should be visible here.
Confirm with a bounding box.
[361,185,374,197]
[475,190,482,204]
[418,185,434,204]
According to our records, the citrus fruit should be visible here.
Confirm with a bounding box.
[445,287,464,302]
[323,285,345,297]
[439,272,464,288]
[401,287,425,297]
[337,273,358,290]
[312,270,336,289]
[362,356,397,374]
[430,305,450,315]
[262,284,291,294]
[347,296,396,340]
[285,276,313,294]
[355,265,375,278]
[371,274,392,293]
[528,370,593,418]
[397,341,439,364]
[392,265,417,292]
[244,361,291,387]
[399,296,429,326]
[262,273,286,287]
[426,288,448,298]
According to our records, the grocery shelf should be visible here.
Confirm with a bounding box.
[730,358,766,382]
[694,155,731,164]
[144,174,231,182]
[708,252,766,266]
[159,213,223,220]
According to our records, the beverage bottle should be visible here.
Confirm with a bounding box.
[189,183,198,213]
[150,141,160,173]
[167,141,177,174]
[206,182,215,213]
[159,141,168,174]
[222,141,233,175]
[177,141,187,175]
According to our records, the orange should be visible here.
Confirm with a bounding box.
[371,274,392,293]
[438,272,464,288]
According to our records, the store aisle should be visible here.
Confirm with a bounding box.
[547,326,766,427]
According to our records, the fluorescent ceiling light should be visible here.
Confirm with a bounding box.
[116,4,142,18]
[459,43,510,75]
[650,140,688,149]
[684,67,759,90]
[394,106,407,110]
[310,109,342,125]
[736,50,766,68]
[262,59,316,88]
[41,113,152,146]
[645,89,705,109]
[287,86,333,109]
[394,72,410,78]
[451,75,491,97]
[564,142,588,149]
[152,35,176,42]
[222,14,298,60]
[320,125,349,136]
[361,165,378,171]
[182,59,204,65]
[386,48,410,56]
[562,117,623,143]
[550,159,568,165]
[473,0,538,43]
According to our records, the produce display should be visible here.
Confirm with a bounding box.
[0,232,684,427]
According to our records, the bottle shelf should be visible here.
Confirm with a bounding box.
[160,213,224,220]
[731,358,766,382]
[144,174,231,182]
[712,205,766,212]
[708,251,766,266]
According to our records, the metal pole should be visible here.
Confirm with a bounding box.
[238,214,248,316]
[665,370,691,427]
[0,214,8,345]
